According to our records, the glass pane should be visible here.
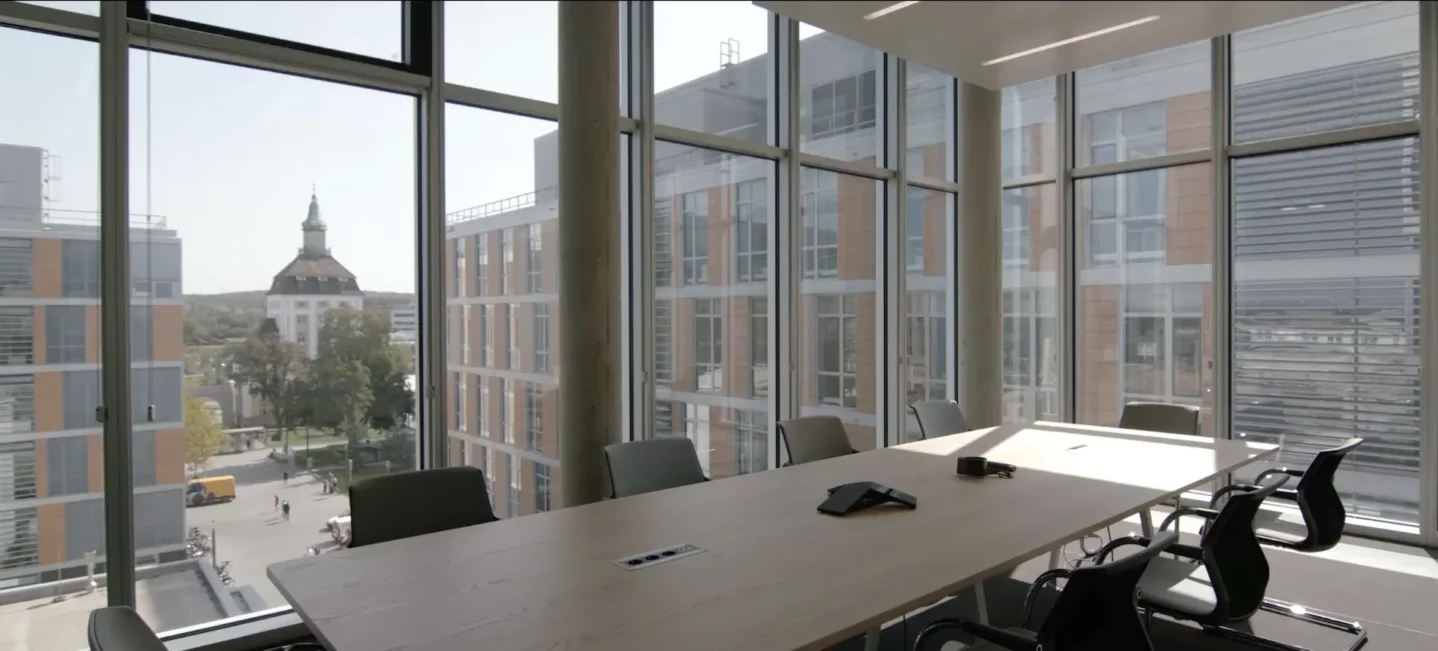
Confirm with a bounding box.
[654,1,770,144]
[445,1,558,103]
[1232,138,1420,524]
[1077,165,1213,434]
[1233,2,1418,144]
[1001,78,1056,181]
[906,63,952,181]
[128,44,417,634]
[799,27,880,164]
[0,26,100,650]
[445,107,568,514]
[798,168,877,451]
[653,142,772,478]
[150,1,402,62]
[1001,184,1060,423]
[902,188,951,442]
[1075,40,1210,167]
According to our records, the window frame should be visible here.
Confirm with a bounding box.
[1086,103,1169,267]
[680,191,709,286]
[815,294,858,408]
[692,298,723,392]
[733,179,767,283]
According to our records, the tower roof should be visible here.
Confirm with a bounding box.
[267,187,362,296]
[303,187,325,231]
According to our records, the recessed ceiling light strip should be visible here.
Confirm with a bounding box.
[864,1,921,21]
[983,15,1161,66]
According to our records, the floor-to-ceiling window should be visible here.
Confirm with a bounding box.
[1230,1,1421,524]
[1074,40,1216,434]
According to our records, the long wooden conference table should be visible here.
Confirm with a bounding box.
[269,421,1276,651]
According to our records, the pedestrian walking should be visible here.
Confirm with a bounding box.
[282,471,289,484]
[282,500,291,521]
[274,494,279,511]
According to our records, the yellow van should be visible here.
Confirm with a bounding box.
[186,475,237,507]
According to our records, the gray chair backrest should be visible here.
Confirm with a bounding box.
[908,400,969,440]
[89,606,168,651]
[349,466,499,548]
[604,437,708,498]
[777,415,856,465]
[1118,401,1200,436]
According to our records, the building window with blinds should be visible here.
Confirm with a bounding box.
[0,308,33,366]
[0,239,32,296]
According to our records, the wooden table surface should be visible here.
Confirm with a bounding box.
[269,421,1276,651]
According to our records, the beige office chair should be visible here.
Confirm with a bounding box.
[908,400,970,440]
[1119,401,1202,519]
[604,437,709,498]
[349,466,498,548]
[777,415,856,466]
[1119,402,1200,436]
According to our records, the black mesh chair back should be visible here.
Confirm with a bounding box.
[777,415,856,465]
[1201,474,1288,621]
[89,606,168,651]
[604,437,708,498]
[1293,437,1363,551]
[349,466,498,548]
[1118,402,1200,436]
[1039,531,1177,651]
[908,400,969,440]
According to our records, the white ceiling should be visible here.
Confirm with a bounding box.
[754,1,1359,89]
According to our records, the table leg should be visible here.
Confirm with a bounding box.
[1140,509,1155,537]
[974,581,990,624]
[863,628,880,651]
[1047,547,1061,570]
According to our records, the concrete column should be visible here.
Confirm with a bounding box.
[557,0,620,507]
[955,81,1002,428]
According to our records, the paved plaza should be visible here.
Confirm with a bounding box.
[185,447,351,610]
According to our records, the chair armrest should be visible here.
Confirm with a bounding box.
[915,618,1038,651]
[1022,569,1071,629]
[1098,534,1203,563]
[1160,506,1220,533]
[1256,467,1304,483]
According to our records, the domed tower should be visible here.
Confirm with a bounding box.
[264,188,365,358]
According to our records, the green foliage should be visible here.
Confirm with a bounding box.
[226,332,307,421]
[310,308,414,440]
[184,395,228,477]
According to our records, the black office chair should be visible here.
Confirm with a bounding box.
[604,437,709,498]
[1205,437,1367,649]
[776,415,857,465]
[89,606,324,651]
[1097,475,1303,650]
[915,531,1179,650]
[349,466,498,548]
[908,400,969,440]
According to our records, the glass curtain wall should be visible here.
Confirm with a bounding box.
[0,2,965,647]
[1005,1,1430,537]
[7,0,1434,647]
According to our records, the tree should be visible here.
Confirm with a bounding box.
[226,330,306,431]
[184,395,227,477]
[313,308,415,433]
[311,356,373,445]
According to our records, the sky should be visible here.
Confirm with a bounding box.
[2,0,791,294]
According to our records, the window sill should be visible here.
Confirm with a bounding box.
[155,607,309,651]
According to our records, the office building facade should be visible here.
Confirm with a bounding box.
[0,143,186,588]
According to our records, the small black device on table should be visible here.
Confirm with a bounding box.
[956,456,1017,478]
[818,482,918,516]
